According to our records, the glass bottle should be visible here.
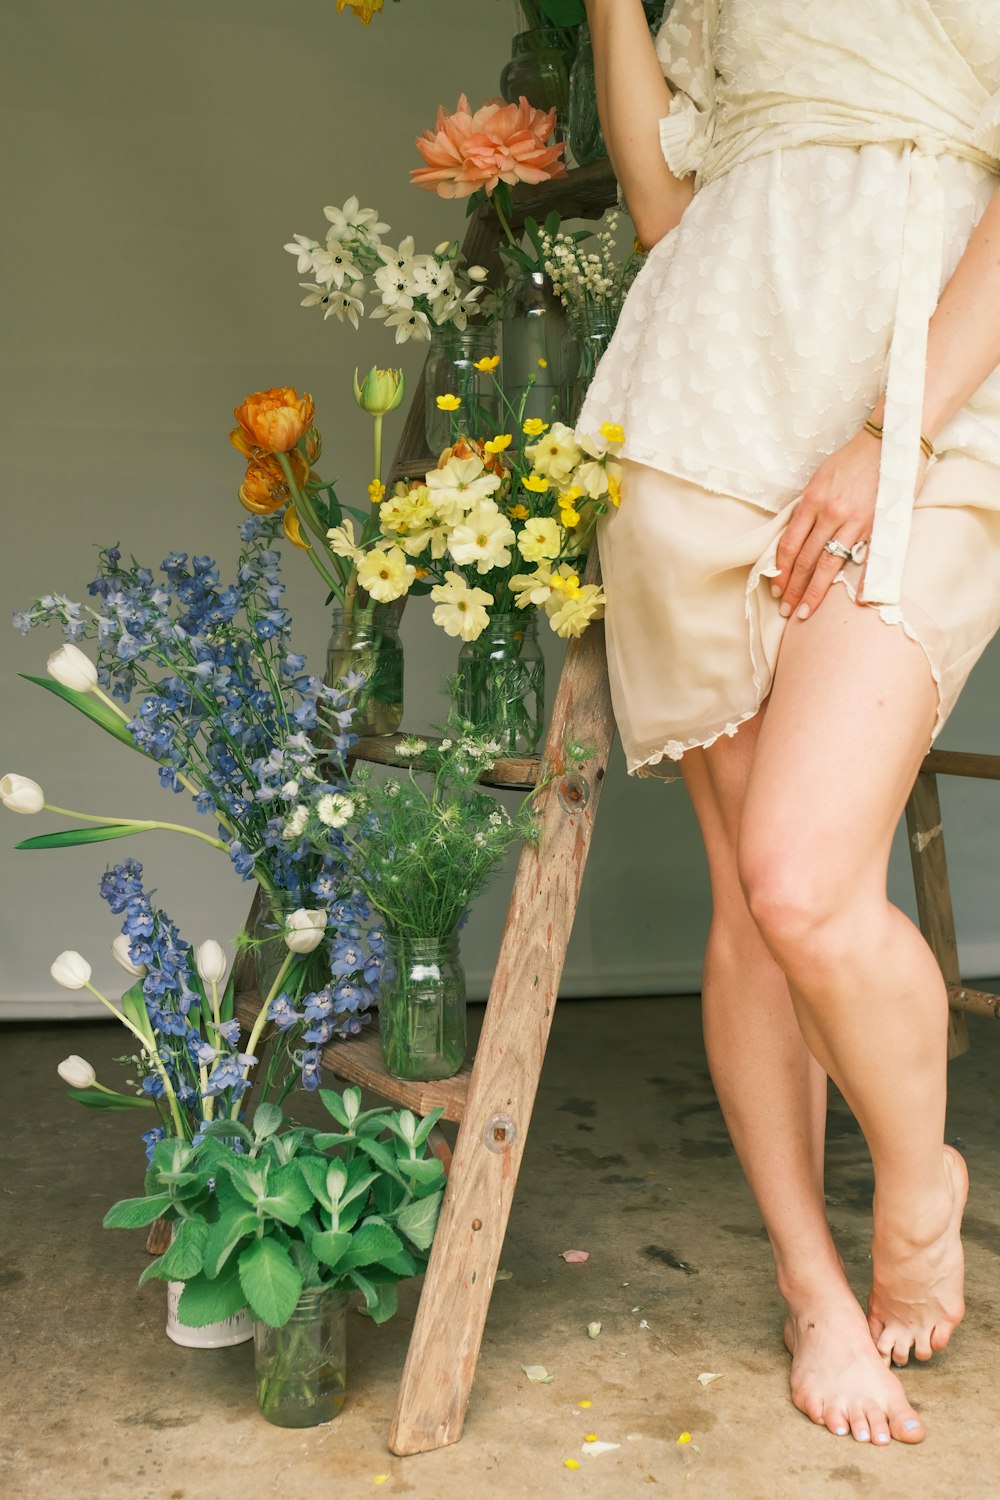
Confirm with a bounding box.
[567,21,606,168]
[424,326,501,454]
[500,26,574,132]
[254,1285,348,1428]
[501,270,568,428]
[327,601,404,739]
[454,610,545,755]
[378,932,467,1082]
[560,306,617,426]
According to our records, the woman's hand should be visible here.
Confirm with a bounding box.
[773,431,929,620]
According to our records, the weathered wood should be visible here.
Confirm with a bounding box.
[904,770,969,1058]
[947,983,1000,1020]
[923,749,1000,782]
[235,993,472,1122]
[351,731,540,790]
[388,555,617,1456]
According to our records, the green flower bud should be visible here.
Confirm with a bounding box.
[353,366,405,415]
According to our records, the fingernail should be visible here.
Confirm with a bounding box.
[779,602,792,618]
[770,584,781,598]
[797,604,810,620]
[904,1419,920,1431]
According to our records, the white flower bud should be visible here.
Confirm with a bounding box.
[284,909,328,955]
[434,240,451,256]
[196,940,228,985]
[50,951,92,990]
[0,773,44,814]
[47,643,98,693]
[466,265,488,282]
[58,1055,97,1089]
[111,933,146,977]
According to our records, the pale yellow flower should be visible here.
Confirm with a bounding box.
[547,564,584,600]
[326,517,360,561]
[430,570,493,640]
[522,418,548,437]
[546,583,606,638]
[448,500,516,574]
[356,545,416,602]
[516,516,561,563]
[483,433,512,454]
[400,523,450,560]
[509,564,554,609]
[522,473,551,494]
[526,421,581,485]
[379,483,434,535]
[436,393,461,411]
[473,355,501,373]
[425,454,500,525]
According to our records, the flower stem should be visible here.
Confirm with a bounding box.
[275,453,345,599]
[41,803,229,853]
[233,949,298,1114]
[83,982,187,1138]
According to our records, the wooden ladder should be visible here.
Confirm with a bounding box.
[235,160,996,1456]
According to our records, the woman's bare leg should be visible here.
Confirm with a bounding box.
[738,584,966,1440]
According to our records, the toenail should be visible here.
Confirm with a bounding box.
[857,1430,869,1441]
[876,1434,890,1444]
[904,1419,920,1431]
[835,1427,848,1436]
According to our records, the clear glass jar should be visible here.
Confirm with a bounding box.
[501,270,568,428]
[455,610,545,755]
[254,1285,348,1428]
[567,22,606,168]
[560,307,617,426]
[424,326,502,454]
[252,891,330,1003]
[327,601,404,739]
[378,932,467,1082]
[500,26,574,131]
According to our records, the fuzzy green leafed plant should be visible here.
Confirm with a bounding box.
[103,1087,446,1329]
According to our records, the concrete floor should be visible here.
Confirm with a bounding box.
[3,996,1000,1500]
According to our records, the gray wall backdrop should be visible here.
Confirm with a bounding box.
[3,0,999,1019]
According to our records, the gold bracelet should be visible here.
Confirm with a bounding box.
[862,417,935,461]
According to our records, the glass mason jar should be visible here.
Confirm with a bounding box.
[327,601,403,739]
[424,326,502,455]
[454,610,545,755]
[500,27,573,131]
[378,932,467,1082]
[254,1285,348,1428]
[560,307,617,426]
[567,22,606,168]
[501,270,568,428]
[252,891,330,1003]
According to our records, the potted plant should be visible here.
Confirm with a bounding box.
[104,1087,446,1427]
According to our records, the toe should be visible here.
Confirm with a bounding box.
[888,1330,913,1368]
[848,1407,871,1444]
[888,1404,925,1445]
[930,1321,954,1352]
[912,1330,934,1362]
[875,1327,899,1365]
[866,1406,891,1447]
[824,1405,850,1438]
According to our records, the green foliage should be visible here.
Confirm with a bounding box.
[16,822,150,850]
[103,1085,449,1328]
[19,672,138,749]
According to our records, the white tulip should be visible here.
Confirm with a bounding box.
[111,933,146,977]
[47,643,98,693]
[58,1055,97,1089]
[0,773,44,814]
[284,908,328,954]
[196,940,228,985]
[50,951,93,990]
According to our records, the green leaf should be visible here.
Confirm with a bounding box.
[138,1255,171,1288]
[119,978,154,1044]
[16,822,150,851]
[411,1107,445,1150]
[177,1263,248,1327]
[339,1221,405,1272]
[103,1193,174,1229]
[203,1209,258,1279]
[396,1158,446,1191]
[219,967,236,1024]
[19,672,137,748]
[355,1136,406,1184]
[258,1162,314,1226]
[238,1238,303,1326]
[394,1191,443,1251]
[199,1118,254,1148]
[222,1160,268,1207]
[252,1103,283,1141]
[319,1089,351,1128]
[378,1247,419,1278]
[346,1268,400,1323]
[299,1156,332,1213]
[310,1229,352,1273]
[339,1162,380,1212]
[158,1218,209,1279]
[64,1086,153,1110]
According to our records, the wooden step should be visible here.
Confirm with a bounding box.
[350,730,539,790]
[235,992,473,1122]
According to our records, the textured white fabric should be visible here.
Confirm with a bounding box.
[577,0,1000,605]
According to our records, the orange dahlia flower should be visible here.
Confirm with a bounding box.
[232,387,315,456]
[410,93,566,200]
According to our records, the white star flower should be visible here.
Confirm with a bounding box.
[374,263,416,309]
[377,236,418,275]
[312,239,363,290]
[284,234,320,274]
[323,195,390,242]
[370,304,432,343]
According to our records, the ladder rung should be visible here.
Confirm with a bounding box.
[236,992,473,1122]
[351,731,540,790]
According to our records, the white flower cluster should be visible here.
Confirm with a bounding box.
[538,211,638,321]
[285,195,490,343]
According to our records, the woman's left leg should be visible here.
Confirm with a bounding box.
[738,583,968,1380]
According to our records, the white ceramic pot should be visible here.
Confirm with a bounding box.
[166,1280,253,1348]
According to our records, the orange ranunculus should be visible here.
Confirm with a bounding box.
[411,93,566,200]
[232,386,315,455]
[302,425,323,464]
[238,451,309,515]
[282,505,311,549]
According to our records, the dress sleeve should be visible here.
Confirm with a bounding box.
[972,86,1000,160]
[654,0,718,179]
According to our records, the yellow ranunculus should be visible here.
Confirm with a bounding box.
[430,570,493,640]
[474,355,501,373]
[559,506,581,529]
[282,505,311,549]
[509,565,554,609]
[368,478,387,505]
[522,473,551,494]
[526,422,582,485]
[354,365,405,415]
[600,422,625,445]
[232,387,315,455]
[607,472,622,507]
[517,516,561,563]
[357,545,416,603]
[523,418,548,437]
[436,393,461,412]
[548,565,583,600]
[327,517,360,560]
[547,583,606,638]
[507,502,529,520]
[483,433,512,454]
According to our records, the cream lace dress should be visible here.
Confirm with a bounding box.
[577,0,1000,775]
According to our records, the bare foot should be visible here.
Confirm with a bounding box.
[783,1294,925,1445]
[868,1145,968,1366]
